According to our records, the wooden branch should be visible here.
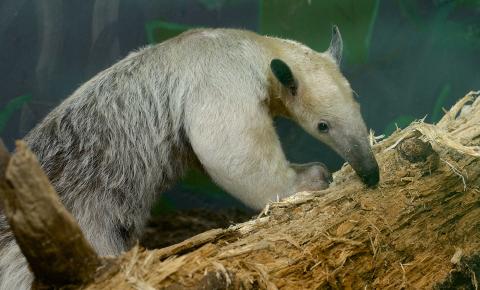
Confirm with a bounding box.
[83,91,480,290]
[0,140,101,288]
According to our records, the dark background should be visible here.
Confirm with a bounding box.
[1,0,479,212]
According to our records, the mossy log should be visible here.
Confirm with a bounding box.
[2,91,480,289]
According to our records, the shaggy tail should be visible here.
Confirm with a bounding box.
[0,215,32,290]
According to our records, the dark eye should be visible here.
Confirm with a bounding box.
[317,121,329,133]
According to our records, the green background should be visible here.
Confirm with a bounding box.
[0,0,479,212]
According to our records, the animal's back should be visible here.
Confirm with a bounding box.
[0,28,273,289]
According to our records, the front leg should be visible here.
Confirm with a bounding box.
[185,97,302,210]
[291,162,332,192]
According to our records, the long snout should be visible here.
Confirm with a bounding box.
[342,138,380,187]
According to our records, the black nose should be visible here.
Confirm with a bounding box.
[360,164,380,187]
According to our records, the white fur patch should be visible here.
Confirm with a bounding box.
[0,242,32,290]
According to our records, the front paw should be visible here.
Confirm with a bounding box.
[292,162,332,192]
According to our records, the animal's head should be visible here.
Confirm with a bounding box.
[269,26,379,186]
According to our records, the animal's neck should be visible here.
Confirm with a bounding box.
[267,95,291,118]
[265,71,292,118]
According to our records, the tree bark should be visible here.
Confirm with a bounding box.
[0,141,101,288]
[86,91,480,290]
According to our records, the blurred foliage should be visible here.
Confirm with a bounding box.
[2,0,478,212]
[260,0,380,64]
[431,84,452,123]
[151,195,176,215]
[398,0,480,48]
[146,21,191,44]
[383,83,452,136]
[382,115,417,137]
[0,95,31,134]
[198,0,254,10]
[380,0,480,135]
[181,169,226,198]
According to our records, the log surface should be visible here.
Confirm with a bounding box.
[86,91,480,289]
[2,92,479,289]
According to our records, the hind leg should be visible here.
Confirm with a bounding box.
[0,241,31,290]
[0,214,32,290]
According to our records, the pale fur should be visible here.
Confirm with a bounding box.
[0,28,368,289]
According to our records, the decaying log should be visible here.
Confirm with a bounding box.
[84,91,480,290]
[1,91,479,289]
[0,141,102,288]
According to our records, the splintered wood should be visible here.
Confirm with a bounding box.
[2,92,480,289]
[83,91,480,289]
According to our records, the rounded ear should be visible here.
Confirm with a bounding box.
[327,25,343,65]
[270,59,298,96]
